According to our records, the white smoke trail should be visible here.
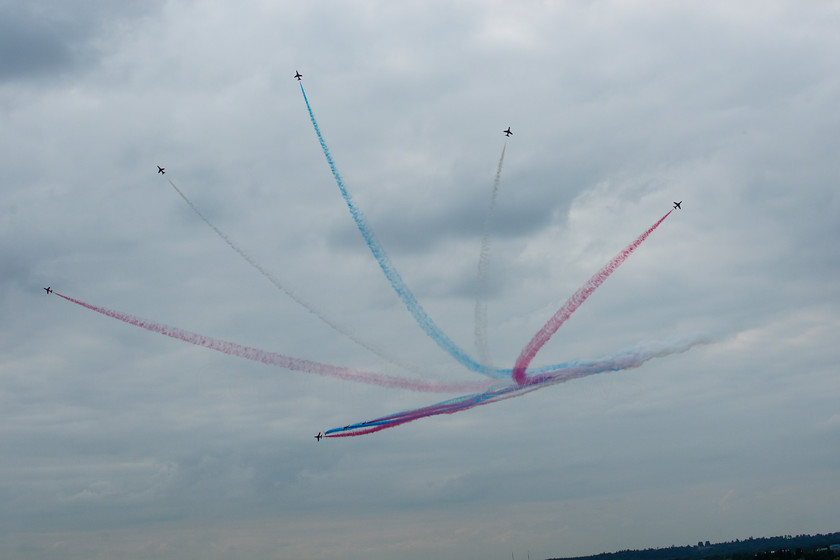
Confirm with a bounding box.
[474,143,506,366]
[166,178,427,375]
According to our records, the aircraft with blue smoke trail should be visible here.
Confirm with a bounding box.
[157,166,165,174]
[294,70,303,81]
[43,286,52,294]
[673,201,682,209]
[504,127,513,137]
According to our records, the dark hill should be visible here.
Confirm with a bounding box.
[549,532,840,560]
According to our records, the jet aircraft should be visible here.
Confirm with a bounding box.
[294,71,303,80]
[314,432,323,441]
[504,127,513,137]
[157,166,165,174]
[43,286,53,294]
[673,201,682,209]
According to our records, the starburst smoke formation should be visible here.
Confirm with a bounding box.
[54,292,494,393]
[324,337,708,437]
[474,142,507,367]
[50,78,695,438]
[165,178,426,376]
[511,210,673,385]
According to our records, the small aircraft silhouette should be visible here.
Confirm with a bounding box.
[294,71,303,81]
[157,166,165,174]
[43,286,53,294]
[503,127,513,137]
[315,432,323,441]
[673,201,682,209]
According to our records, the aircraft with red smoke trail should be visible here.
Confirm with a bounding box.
[43,287,52,294]
[673,201,682,209]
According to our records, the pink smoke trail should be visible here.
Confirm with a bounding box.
[54,292,493,394]
[512,210,673,385]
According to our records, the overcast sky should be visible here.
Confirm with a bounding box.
[2,1,839,559]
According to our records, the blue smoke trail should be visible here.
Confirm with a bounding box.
[300,82,500,378]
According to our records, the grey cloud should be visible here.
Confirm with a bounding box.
[0,1,161,83]
[0,16,71,81]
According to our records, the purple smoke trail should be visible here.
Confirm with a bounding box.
[166,178,426,376]
[54,292,493,393]
[475,142,507,366]
[511,210,673,385]
[324,337,706,437]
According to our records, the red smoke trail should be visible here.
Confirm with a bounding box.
[512,210,673,385]
[54,293,493,394]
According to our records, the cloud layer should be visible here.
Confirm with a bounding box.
[2,1,839,559]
